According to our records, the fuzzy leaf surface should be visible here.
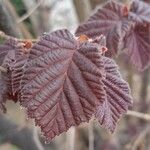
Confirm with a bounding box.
[95,57,132,132]
[20,29,105,140]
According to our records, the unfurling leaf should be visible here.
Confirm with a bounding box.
[20,29,106,140]
[75,0,132,57]
[95,57,132,132]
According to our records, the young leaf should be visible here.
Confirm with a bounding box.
[75,1,132,57]
[124,24,150,71]
[95,56,133,132]
[20,29,105,140]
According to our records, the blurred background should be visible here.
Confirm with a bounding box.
[0,0,150,150]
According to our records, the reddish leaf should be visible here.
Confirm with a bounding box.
[11,46,29,95]
[143,0,150,3]
[20,29,105,140]
[0,39,16,65]
[0,39,28,112]
[95,57,133,132]
[0,39,16,112]
[129,0,150,24]
[124,24,150,71]
[75,1,132,57]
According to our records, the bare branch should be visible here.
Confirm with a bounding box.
[0,66,7,73]
[132,125,150,150]
[3,0,33,38]
[17,0,44,23]
[127,110,150,121]
[0,30,37,42]
[0,31,11,40]
[73,0,91,22]
[0,0,22,37]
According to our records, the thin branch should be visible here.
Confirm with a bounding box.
[132,125,150,150]
[0,31,11,40]
[4,0,33,38]
[0,0,22,37]
[17,0,44,23]
[127,110,150,121]
[0,30,37,42]
[0,66,7,73]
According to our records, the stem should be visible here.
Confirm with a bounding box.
[18,0,44,23]
[0,30,37,42]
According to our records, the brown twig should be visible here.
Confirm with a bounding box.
[17,0,44,23]
[0,31,10,40]
[0,30,38,42]
[127,110,150,121]
[0,66,7,73]
[4,0,33,38]
[131,125,150,150]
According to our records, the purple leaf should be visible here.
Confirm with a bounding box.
[20,29,105,140]
[0,39,28,112]
[11,46,29,95]
[95,57,132,132]
[143,0,150,3]
[0,39,16,112]
[0,39,17,65]
[129,0,150,24]
[124,24,150,71]
[75,1,132,57]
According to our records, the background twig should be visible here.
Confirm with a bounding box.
[127,110,150,121]
[17,0,44,23]
[132,125,150,150]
